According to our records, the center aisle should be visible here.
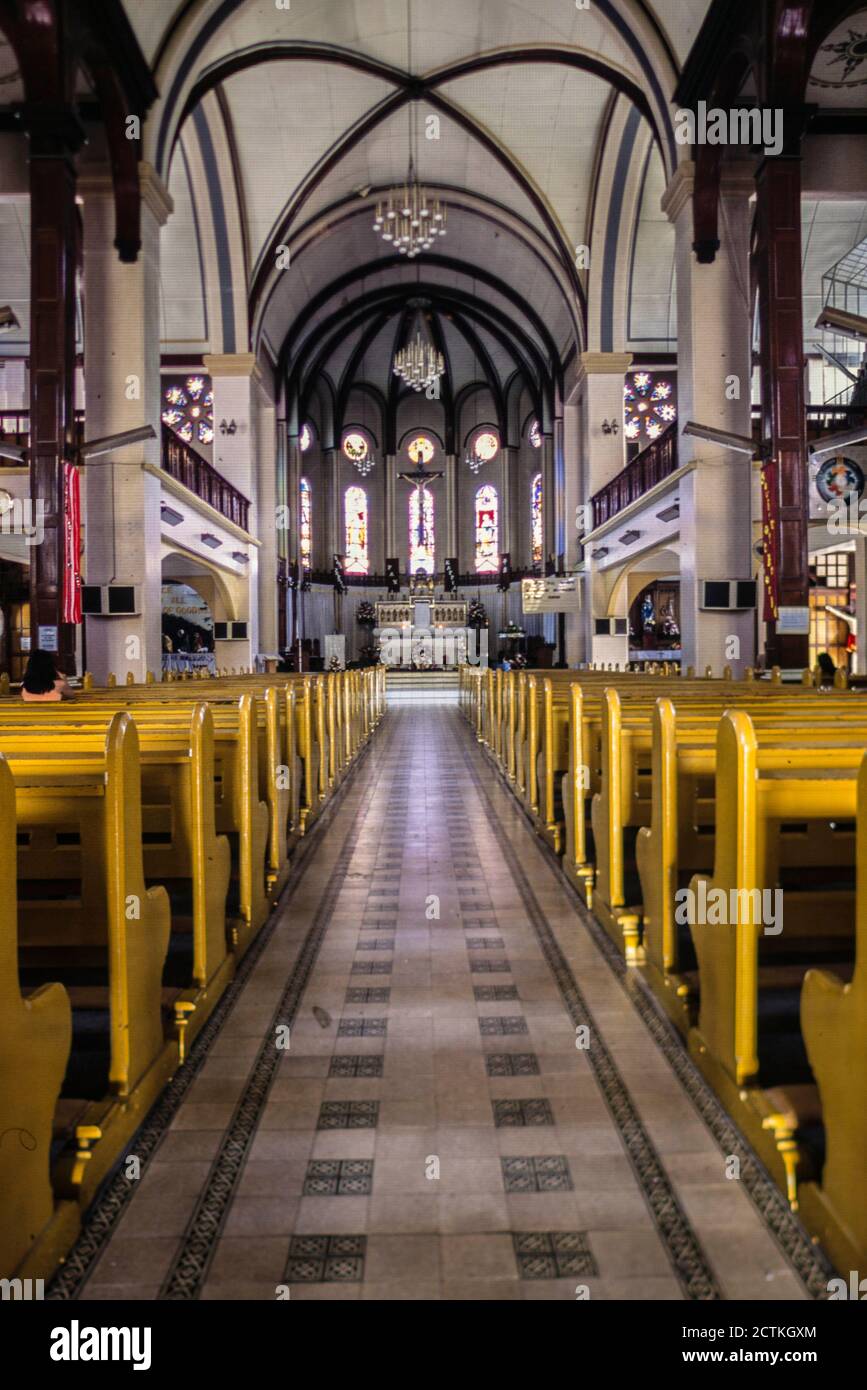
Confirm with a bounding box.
[66,696,821,1301]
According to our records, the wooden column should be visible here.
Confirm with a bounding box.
[27,116,81,675]
[755,153,809,668]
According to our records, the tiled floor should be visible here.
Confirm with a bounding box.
[73,695,823,1301]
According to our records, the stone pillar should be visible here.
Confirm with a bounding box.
[27,113,82,674]
[256,380,278,658]
[542,432,555,568]
[500,446,518,560]
[385,454,397,560]
[204,352,265,666]
[563,393,583,664]
[445,453,457,562]
[662,161,754,675]
[81,164,172,683]
[321,447,340,569]
[576,352,632,663]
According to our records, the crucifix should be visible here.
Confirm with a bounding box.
[398,456,445,564]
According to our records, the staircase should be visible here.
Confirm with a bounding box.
[385,669,460,698]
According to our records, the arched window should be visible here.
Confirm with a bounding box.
[409,486,435,574]
[531,473,543,568]
[300,477,312,572]
[344,485,369,575]
[475,484,498,574]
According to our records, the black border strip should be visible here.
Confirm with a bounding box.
[47,731,380,1301]
[460,722,836,1300]
[156,733,390,1299]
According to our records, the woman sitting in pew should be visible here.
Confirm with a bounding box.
[20,649,74,702]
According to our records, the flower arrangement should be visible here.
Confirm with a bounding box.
[467,599,487,629]
[356,600,376,626]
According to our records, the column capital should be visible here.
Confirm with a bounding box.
[576,351,633,389]
[661,161,694,224]
[139,162,173,226]
[204,352,262,383]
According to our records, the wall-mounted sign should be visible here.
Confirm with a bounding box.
[38,625,58,652]
[777,606,811,635]
[521,576,581,614]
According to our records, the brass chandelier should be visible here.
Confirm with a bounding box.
[373,162,447,259]
[393,330,444,393]
[371,0,446,260]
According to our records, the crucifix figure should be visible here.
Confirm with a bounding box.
[398,457,445,565]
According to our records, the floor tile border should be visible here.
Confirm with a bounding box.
[46,728,382,1301]
[461,724,836,1300]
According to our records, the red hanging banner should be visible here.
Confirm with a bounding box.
[760,460,779,624]
[62,460,82,625]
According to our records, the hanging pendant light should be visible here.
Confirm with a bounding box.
[393,330,444,393]
[372,0,446,259]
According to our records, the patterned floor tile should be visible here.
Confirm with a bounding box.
[474,986,520,1001]
[470,960,511,974]
[465,937,505,950]
[317,1101,380,1130]
[513,1231,598,1280]
[303,1160,374,1196]
[351,961,393,975]
[501,1155,573,1193]
[345,988,391,1004]
[485,1053,540,1077]
[492,1099,555,1128]
[284,1234,366,1283]
[338,1018,388,1037]
[328,1055,384,1078]
[479,1016,529,1036]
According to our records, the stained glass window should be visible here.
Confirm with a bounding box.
[342,432,368,463]
[300,477,312,572]
[299,423,312,452]
[408,435,434,464]
[162,375,214,447]
[344,485,369,575]
[471,430,499,462]
[531,473,543,568]
[623,373,676,448]
[409,486,435,575]
[475,484,498,574]
[529,419,542,449]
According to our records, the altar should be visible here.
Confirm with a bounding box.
[375,597,469,668]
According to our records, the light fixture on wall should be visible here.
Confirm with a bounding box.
[601,419,619,435]
[371,0,446,259]
[231,551,249,564]
[219,419,237,436]
[160,502,184,526]
[201,532,222,549]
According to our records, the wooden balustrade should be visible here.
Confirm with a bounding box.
[590,422,678,530]
[161,425,250,531]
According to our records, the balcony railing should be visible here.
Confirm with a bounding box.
[0,411,250,532]
[161,424,250,532]
[590,422,678,530]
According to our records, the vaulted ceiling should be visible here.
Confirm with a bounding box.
[141,0,687,406]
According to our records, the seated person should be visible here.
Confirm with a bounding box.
[20,649,74,702]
